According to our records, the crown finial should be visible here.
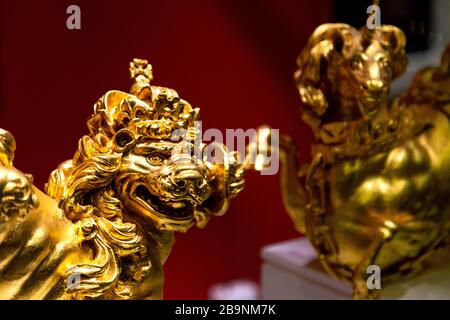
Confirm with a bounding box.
[129,58,153,84]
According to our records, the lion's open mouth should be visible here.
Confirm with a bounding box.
[134,185,194,218]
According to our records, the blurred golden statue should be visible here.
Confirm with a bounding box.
[0,59,245,299]
[261,23,450,299]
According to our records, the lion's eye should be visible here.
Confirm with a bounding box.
[379,58,391,70]
[146,154,165,166]
[351,58,363,70]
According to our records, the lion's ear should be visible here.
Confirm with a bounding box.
[379,25,407,78]
[379,25,406,52]
[113,129,135,152]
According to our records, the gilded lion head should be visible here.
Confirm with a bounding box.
[45,59,242,299]
[294,23,407,135]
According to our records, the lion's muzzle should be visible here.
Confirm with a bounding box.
[168,162,211,204]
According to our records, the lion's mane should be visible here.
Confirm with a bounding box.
[46,132,148,299]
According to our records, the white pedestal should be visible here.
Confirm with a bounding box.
[261,238,450,300]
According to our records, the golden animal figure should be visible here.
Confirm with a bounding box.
[0,59,245,299]
[261,24,450,299]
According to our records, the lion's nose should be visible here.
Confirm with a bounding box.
[362,80,386,95]
[172,169,210,203]
[173,170,203,189]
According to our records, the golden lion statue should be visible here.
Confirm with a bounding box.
[274,24,450,299]
[0,59,245,299]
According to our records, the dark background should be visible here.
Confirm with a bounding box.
[1,0,429,299]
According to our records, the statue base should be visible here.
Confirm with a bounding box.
[261,238,450,299]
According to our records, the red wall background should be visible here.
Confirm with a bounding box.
[0,0,332,299]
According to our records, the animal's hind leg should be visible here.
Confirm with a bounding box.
[352,220,440,300]
[352,221,398,300]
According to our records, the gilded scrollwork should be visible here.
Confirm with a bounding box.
[0,129,39,223]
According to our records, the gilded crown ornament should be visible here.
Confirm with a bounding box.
[0,59,245,299]
[257,21,450,298]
